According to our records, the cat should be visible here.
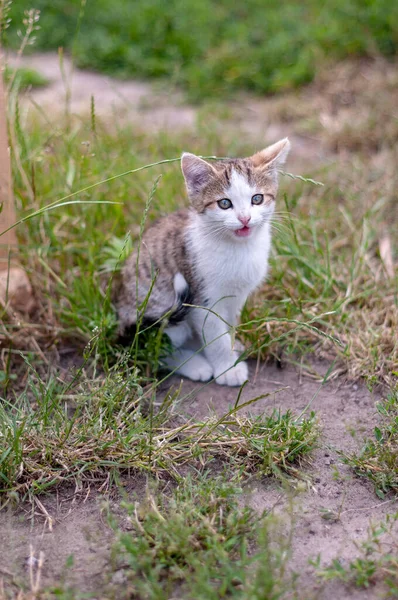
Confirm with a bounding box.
[115,137,290,386]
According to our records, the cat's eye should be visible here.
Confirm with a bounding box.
[217,198,233,210]
[251,194,264,205]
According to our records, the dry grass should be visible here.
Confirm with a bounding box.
[262,57,398,153]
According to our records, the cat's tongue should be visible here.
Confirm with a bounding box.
[235,226,251,238]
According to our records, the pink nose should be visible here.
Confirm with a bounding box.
[238,215,251,226]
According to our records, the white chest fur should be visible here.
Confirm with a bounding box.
[187,217,272,304]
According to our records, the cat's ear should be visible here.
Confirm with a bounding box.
[181,153,217,197]
[250,138,291,169]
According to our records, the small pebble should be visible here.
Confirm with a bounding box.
[25,556,40,569]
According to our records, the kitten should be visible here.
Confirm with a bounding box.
[116,138,290,386]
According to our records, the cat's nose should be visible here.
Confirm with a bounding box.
[238,215,251,226]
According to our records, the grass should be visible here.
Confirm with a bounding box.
[0,352,318,501]
[0,475,301,599]
[0,57,395,501]
[4,102,397,384]
[107,473,298,600]
[342,388,398,497]
[3,0,398,99]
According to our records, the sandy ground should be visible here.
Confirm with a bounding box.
[1,53,397,598]
[1,360,396,598]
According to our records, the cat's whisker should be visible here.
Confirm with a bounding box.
[270,224,289,236]
[270,214,297,226]
[273,210,296,218]
[272,214,295,222]
[201,226,230,240]
[270,214,292,224]
[271,221,291,229]
[272,212,298,221]
[269,220,286,230]
[269,222,292,235]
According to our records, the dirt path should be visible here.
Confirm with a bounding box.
[1,361,395,598]
[7,52,196,132]
[6,51,325,172]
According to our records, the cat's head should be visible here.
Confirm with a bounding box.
[181,138,290,241]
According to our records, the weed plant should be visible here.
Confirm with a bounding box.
[343,388,398,497]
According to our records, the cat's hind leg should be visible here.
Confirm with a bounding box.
[163,322,213,382]
[164,321,191,348]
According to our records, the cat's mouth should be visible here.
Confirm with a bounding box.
[234,226,252,238]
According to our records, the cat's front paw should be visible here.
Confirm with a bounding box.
[175,353,214,382]
[215,361,249,387]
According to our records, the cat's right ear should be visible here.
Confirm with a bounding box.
[250,138,291,170]
[181,153,217,197]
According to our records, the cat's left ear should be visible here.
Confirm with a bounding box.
[181,153,217,197]
[250,138,291,169]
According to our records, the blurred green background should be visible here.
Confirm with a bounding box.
[5,0,398,100]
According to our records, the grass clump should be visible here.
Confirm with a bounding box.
[111,473,297,600]
[5,0,398,99]
[342,388,398,497]
[201,408,318,477]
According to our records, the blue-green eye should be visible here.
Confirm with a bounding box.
[217,198,233,210]
[251,194,264,205]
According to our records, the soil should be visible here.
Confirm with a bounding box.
[1,360,396,599]
[166,360,397,599]
[1,53,397,598]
